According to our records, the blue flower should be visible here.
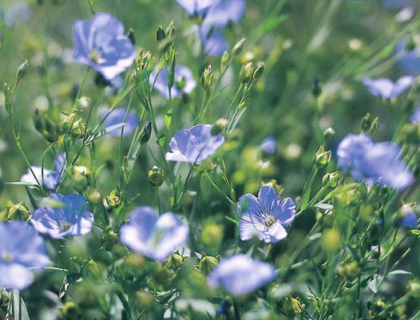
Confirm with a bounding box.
[238,186,296,243]
[207,254,276,296]
[119,206,189,262]
[31,194,94,239]
[72,13,136,81]
[103,107,139,136]
[362,76,415,99]
[394,38,420,75]
[174,0,220,16]
[400,208,417,228]
[337,133,414,190]
[204,0,246,28]
[201,27,229,57]
[261,136,277,156]
[20,154,65,190]
[166,124,225,164]
[150,65,197,99]
[410,107,420,123]
[0,221,50,290]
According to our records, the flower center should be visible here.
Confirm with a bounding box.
[89,49,103,64]
[263,215,276,227]
[2,252,13,263]
[59,220,72,232]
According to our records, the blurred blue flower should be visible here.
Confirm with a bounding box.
[166,124,225,164]
[0,220,50,290]
[337,133,414,190]
[238,186,296,243]
[119,206,189,262]
[150,65,197,99]
[72,13,136,80]
[207,254,276,296]
[31,194,94,239]
[103,107,139,136]
[201,27,229,56]
[204,0,246,28]
[410,107,420,123]
[362,76,415,99]
[174,0,220,16]
[400,209,417,228]
[20,154,65,190]
[261,136,277,155]
[382,0,416,11]
[394,38,420,75]
[0,2,31,27]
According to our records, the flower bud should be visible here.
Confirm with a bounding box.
[338,260,360,279]
[4,83,12,114]
[73,166,90,192]
[211,118,229,135]
[369,117,379,135]
[153,265,173,284]
[136,290,153,308]
[232,38,246,57]
[320,229,341,254]
[101,228,119,251]
[106,188,122,208]
[0,290,10,309]
[156,25,166,42]
[200,65,213,89]
[165,253,185,270]
[127,28,136,45]
[312,78,322,98]
[323,127,335,144]
[88,188,102,205]
[139,122,152,145]
[6,202,30,221]
[253,63,264,81]
[16,60,29,82]
[361,113,372,133]
[282,296,304,317]
[201,223,224,247]
[166,22,176,38]
[239,62,254,84]
[198,255,219,275]
[221,51,229,67]
[71,119,85,139]
[315,146,331,169]
[322,171,340,188]
[148,165,165,187]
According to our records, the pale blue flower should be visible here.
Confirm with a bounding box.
[204,0,246,28]
[410,107,420,123]
[337,133,414,190]
[31,194,94,239]
[174,0,220,16]
[395,38,420,75]
[201,27,229,56]
[207,254,276,296]
[362,76,415,99]
[238,186,295,243]
[150,65,197,99]
[119,206,189,262]
[103,107,139,136]
[0,221,50,290]
[72,13,136,80]
[20,154,65,190]
[166,124,225,164]
[261,136,277,156]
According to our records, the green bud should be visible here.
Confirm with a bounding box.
[198,255,219,275]
[282,296,304,317]
[322,171,340,188]
[221,51,230,70]
[156,25,166,42]
[73,166,90,192]
[148,165,165,187]
[34,109,59,143]
[338,260,360,279]
[323,127,335,143]
[232,38,246,57]
[211,118,229,135]
[127,28,136,45]
[312,78,322,98]
[0,290,10,309]
[106,188,122,208]
[165,253,185,270]
[88,188,102,205]
[166,22,176,38]
[4,83,12,114]
[16,60,29,82]
[361,113,372,133]
[201,223,224,247]
[369,117,379,135]
[239,62,254,84]
[153,265,173,284]
[71,119,85,139]
[200,65,213,89]
[315,146,331,169]
[253,63,264,80]
[61,301,81,320]
[101,228,119,251]
[139,122,152,145]
[6,202,30,221]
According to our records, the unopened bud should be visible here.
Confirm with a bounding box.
[156,25,166,42]
[139,122,152,145]
[211,118,229,135]
[148,166,165,187]
[127,28,136,45]
[198,255,219,275]
[315,146,331,168]
[232,38,246,57]
[322,171,340,188]
[166,22,176,38]
[17,60,29,82]
[239,62,254,84]
[7,202,30,221]
[165,253,185,270]
[253,63,264,80]
[282,296,304,317]
[200,65,213,89]
[106,188,122,209]
[323,127,335,143]
[312,78,322,98]
[361,113,372,133]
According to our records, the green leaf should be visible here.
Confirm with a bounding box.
[165,108,173,129]
[156,133,166,146]
[12,290,30,320]
[259,15,287,35]
[86,123,126,144]
[388,270,412,276]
